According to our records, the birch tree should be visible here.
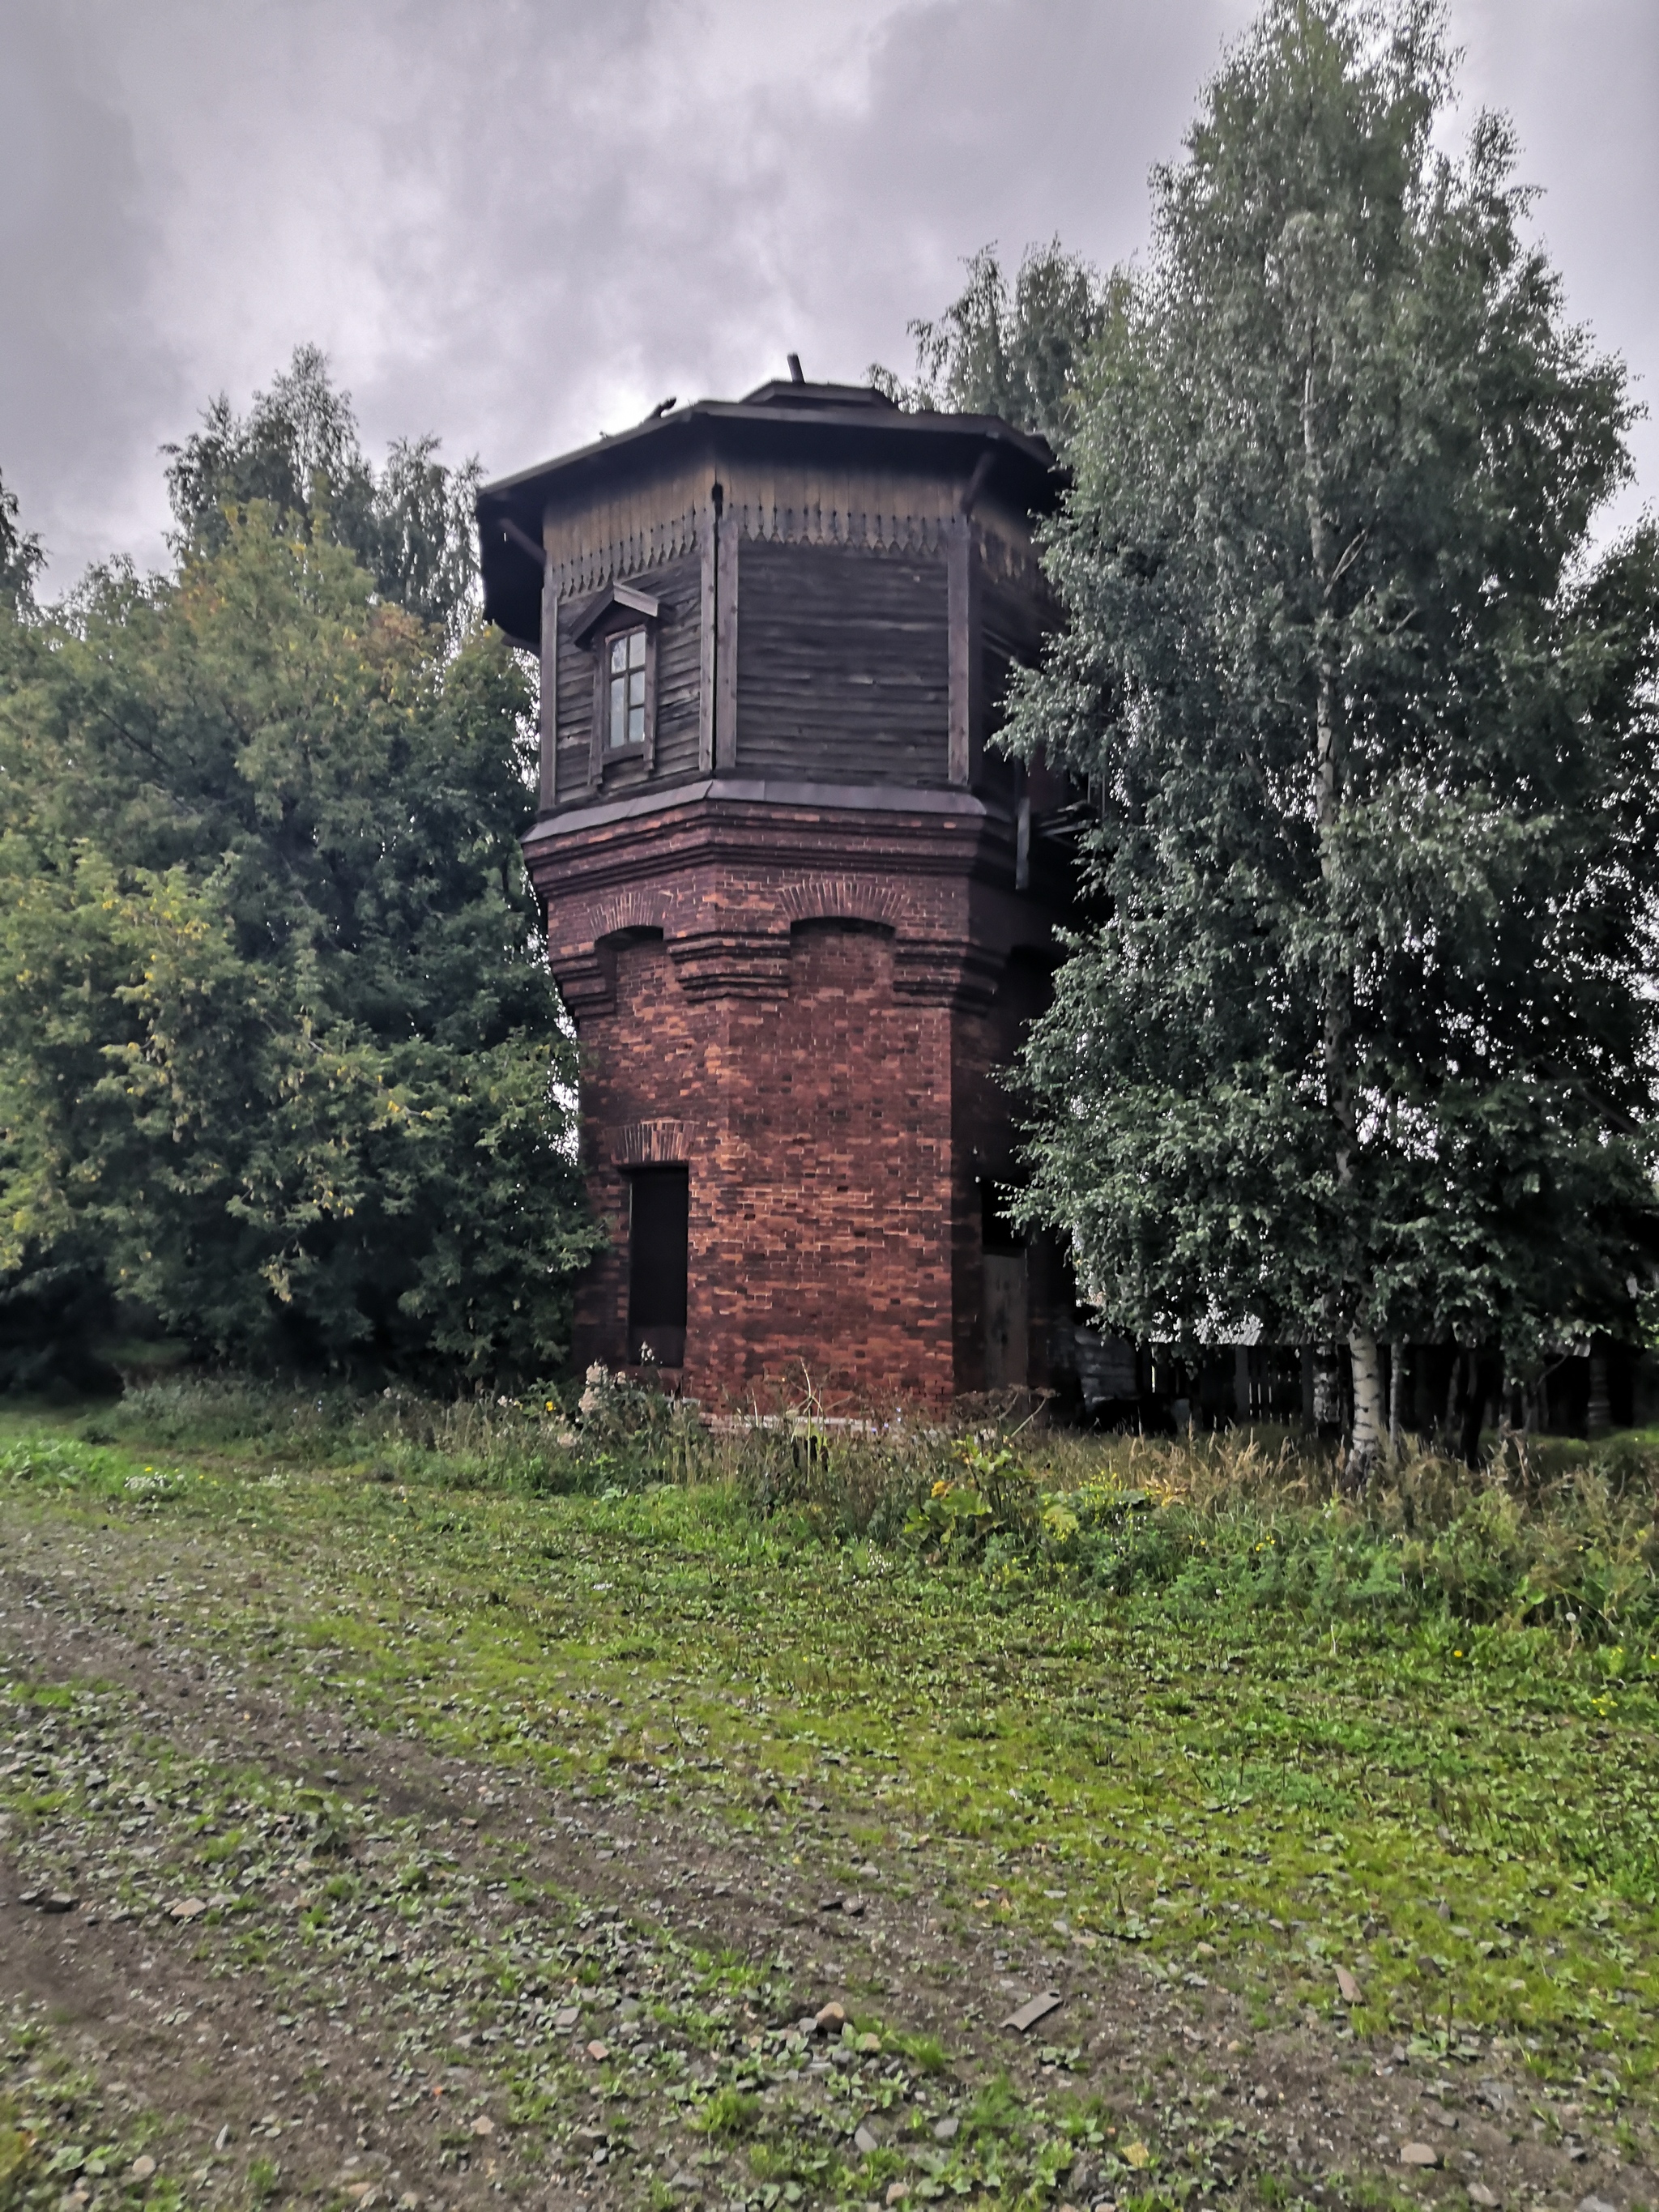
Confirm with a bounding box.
[1005,0,1659,1469]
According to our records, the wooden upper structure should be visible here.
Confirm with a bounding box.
[477,377,1059,816]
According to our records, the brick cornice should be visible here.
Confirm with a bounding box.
[526,782,1068,1020]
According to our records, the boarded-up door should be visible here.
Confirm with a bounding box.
[983,1252,1028,1390]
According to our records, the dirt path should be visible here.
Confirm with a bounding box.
[2,1501,1648,2212]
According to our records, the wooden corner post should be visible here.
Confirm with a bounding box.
[697,497,718,774]
[714,503,740,774]
[946,516,976,788]
[538,551,558,812]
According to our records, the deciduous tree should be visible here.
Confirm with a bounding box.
[872,240,1107,447]
[0,386,597,1384]
[1004,0,1659,1465]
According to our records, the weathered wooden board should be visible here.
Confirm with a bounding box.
[549,553,701,803]
[652,554,702,782]
[733,538,948,786]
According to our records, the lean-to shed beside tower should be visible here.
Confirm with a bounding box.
[477,373,1076,1406]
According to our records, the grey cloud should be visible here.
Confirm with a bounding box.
[0,2,186,575]
[2,0,1653,589]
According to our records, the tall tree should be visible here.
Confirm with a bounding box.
[1004,0,1659,1465]
[872,240,1107,446]
[0,467,42,614]
[0,420,596,1383]
[164,345,481,639]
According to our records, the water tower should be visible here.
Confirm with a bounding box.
[477,372,1075,1406]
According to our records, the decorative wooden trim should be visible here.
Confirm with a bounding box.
[548,508,701,599]
[543,504,1038,605]
[569,579,662,646]
[698,503,716,775]
[733,503,948,555]
[714,511,740,773]
[539,571,560,812]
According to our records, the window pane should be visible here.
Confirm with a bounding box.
[610,635,627,673]
[629,702,645,744]
[628,629,646,671]
[610,674,626,744]
[629,668,646,708]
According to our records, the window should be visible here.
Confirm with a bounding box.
[627,1166,689,1366]
[608,628,647,749]
[574,582,660,785]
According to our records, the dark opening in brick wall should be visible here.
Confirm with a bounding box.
[627,1165,689,1367]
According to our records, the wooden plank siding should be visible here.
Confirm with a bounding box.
[534,456,1042,810]
[653,553,703,781]
[698,500,717,774]
[946,518,976,787]
[550,552,701,801]
[733,538,949,786]
[714,513,740,774]
[538,566,559,812]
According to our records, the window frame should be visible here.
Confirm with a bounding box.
[606,624,650,752]
[586,610,659,784]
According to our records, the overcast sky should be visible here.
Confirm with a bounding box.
[4,0,1656,590]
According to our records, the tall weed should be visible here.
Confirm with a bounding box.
[43,1369,1659,1643]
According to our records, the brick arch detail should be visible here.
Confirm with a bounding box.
[608,1119,692,1166]
[586,888,676,944]
[777,874,907,935]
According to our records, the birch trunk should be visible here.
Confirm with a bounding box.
[1304,352,1375,1483]
[1348,1330,1387,1480]
[1388,1340,1404,1453]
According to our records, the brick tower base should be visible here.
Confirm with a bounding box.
[525,781,1069,1409]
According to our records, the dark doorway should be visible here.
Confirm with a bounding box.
[627,1166,689,1367]
[981,1179,1028,1391]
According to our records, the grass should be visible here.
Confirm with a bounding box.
[0,1671,989,2207]
[3,1376,1659,2200]
[0,2012,186,2212]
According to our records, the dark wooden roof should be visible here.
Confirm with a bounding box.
[476,380,1056,650]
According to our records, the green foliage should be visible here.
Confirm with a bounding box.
[48,1370,1659,1646]
[245,2153,280,2204]
[163,343,480,640]
[871,239,1109,445]
[902,1439,1042,1563]
[0,467,41,616]
[0,458,599,1381]
[0,2095,38,2206]
[1003,0,1659,1379]
[0,2022,182,2212]
[693,2084,761,2138]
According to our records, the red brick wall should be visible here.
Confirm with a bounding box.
[527,788,1070,1409]
[574,922,958,1404]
